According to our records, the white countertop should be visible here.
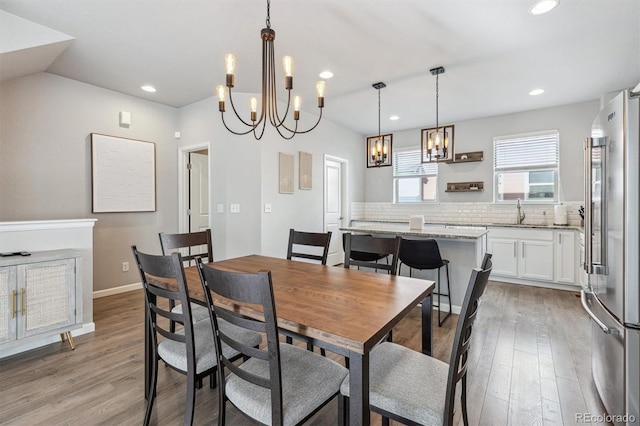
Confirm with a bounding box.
[340,223,488,240]
[350,219,581,231]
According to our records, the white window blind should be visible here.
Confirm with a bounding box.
[494,131,559,170]
[393,149,437,177]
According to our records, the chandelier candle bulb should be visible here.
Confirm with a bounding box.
[293,96,301,120]
[225,53,236,87]
[250,97,258,122]
[216,85,226,112]
[316,81,326,107]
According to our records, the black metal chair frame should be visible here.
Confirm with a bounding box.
[398,238,452,326]
[342,232,389,271]
[132,246,216,426]
[196,259,341,426]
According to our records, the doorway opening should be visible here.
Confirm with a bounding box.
[324,155,349,266]
[178,143,210,234]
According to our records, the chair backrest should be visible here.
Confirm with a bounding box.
[443,254,492,425]
[159,229,213,265]
[343,233,402,275]
[342,233,387,262]
[286,228,332,265]
[398,238,445,270]
[131,246,197,371]
[196,259,283,425]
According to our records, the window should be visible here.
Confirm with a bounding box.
[393,148,438,203]
[494,130,559,203]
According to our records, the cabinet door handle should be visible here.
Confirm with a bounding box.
[559,234,562,244]
[522,242,525,258]
[20,288,25,316]
[11,290,17,319]
[513,241,517,257]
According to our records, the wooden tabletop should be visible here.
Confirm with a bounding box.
[182,254,434,355]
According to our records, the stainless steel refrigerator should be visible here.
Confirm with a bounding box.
[582,89,640,425]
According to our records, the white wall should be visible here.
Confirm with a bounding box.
[0,72,180,291]
[364,101,600,203]
[178,93,364,261]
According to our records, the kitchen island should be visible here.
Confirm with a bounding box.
[340,222,488,313]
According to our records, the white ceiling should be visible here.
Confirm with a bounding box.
[1,0,638,136]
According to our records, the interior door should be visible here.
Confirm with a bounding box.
[324,159,344,266]
[189,151,209,233]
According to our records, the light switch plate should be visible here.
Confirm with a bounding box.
[264,203,272,213]
[230,204,240,213]
[217,204,224,213]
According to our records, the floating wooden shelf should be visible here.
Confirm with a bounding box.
[445,151,484,163]
[445,181,484,192]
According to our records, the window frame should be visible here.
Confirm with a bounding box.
[393,147,438,204]
[493,130,560,204]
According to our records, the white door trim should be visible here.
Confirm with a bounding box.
[178,142,211,233]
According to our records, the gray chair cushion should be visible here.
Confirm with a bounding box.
[340,342,449,425]
[171,302,210,323]
[226,343,348,426]
[158,318,262,374]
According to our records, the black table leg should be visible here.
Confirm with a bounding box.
[422,293,433,356]
[348,350,370,425]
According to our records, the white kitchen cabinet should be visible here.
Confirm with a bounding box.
[554,231,576,283]
[487,227,577,287]
[0,250,82,352]
[520,239,554,281]
[487,237,519,277]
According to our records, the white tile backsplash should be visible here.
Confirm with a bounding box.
[352,201,583,227]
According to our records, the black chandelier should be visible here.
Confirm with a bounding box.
[371,82,388,166]
[215,0,325,140]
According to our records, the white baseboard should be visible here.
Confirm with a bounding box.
[0,322,95,359]
[93,282,142,298]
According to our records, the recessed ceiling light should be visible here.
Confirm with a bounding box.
[529,88,545,96]
[141,85,157,93]
[529,0,559,15]
[319,70,334,79]
[389,115,399,121]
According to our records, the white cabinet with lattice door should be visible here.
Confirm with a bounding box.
[0,249,82,354]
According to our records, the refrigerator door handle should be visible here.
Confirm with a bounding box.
[584,137,608,275]
[581,290,619,335]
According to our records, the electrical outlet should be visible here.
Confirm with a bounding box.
[264,203,272,213]
[230,204,240,213]
[122,262,129,272]
[217,203,224,213]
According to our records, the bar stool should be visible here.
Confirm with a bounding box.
[398,238,452,326]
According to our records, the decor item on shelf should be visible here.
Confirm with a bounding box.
[445,181,484,192]
[367,82,392,168]
[451,151,484,163]
[421,66,454,163]
[215,0,325,140]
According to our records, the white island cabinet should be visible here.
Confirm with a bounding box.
[0,250,82,354]
[487,226,578,289]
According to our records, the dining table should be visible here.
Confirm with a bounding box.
[145,254,435,425]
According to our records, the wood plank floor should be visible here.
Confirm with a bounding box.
[0,281,609,425]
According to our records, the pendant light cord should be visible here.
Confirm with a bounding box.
[266,0,271,28]
[378,87,381,138]
[435,72,439,131]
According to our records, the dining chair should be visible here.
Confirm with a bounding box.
[132,246,262,426]
[285,228,332,356]
[196,259,349,426]
[342,232,389,269]
[338,254,493,426]
[343,233,402,275]
[159,229,213,330]
[286,228,332,264]
[398,238,452,326]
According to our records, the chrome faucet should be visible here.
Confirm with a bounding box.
[516,198,526,224]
